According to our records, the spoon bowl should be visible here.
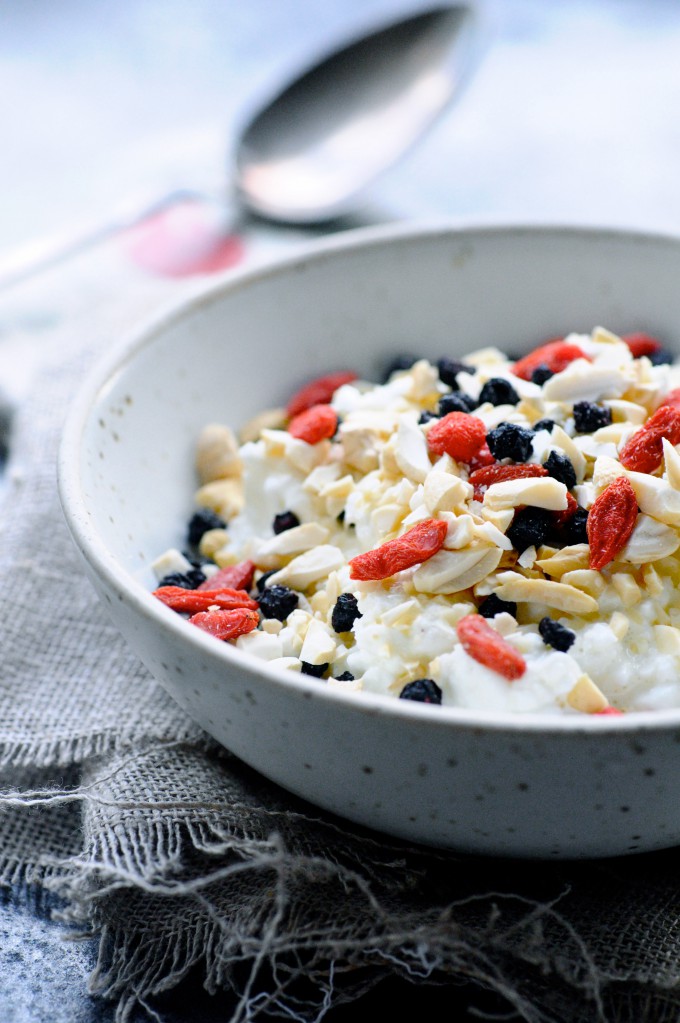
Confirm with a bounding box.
[236,4,480,222]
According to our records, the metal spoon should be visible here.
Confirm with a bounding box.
[0,3,480,290]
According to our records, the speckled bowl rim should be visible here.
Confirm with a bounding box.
[58,218,680,737]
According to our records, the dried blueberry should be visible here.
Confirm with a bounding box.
[158,569,207,590]
[258,585,299,621]
[437,358,475,388]
[438,392,476,416]
[562,507,589,544]
[648,348,674,366]
[331,593,362,633]
[507,507,554,552]
[478,378,520,407]
[478,593,517,619]
[542,450,577,490]
[486,422,535,463]
[531,364,554,386]
[273,510,300,534]
[255,570,277,593]
[334,671,355,681]
[533,418,556,433]
[399,678,443,704]
[418,410,438,425]
[381,354,418,382]
[538,617,576,652]
[301,661,328,678]
[187,508,226,547]
[573,401,612,433]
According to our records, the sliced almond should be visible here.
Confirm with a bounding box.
[439,512,476,550]
[303,463,341,494]
[560,569,606,598]
[412,546,503,595]
[394,416,432,483]
[267,545,345,590]
[535,544,590,578]
[620,513,680,563]
[550,425,587,483]
[604,399,648,426]
[371,503,405,536]
[663,438,680,491]
[542,361,634,402]
[483,476,567,511]
[340,424,381,473]
[473,520,514,551]
[494,571,598,614]
[626,471,680,528]
[255,522,330,568]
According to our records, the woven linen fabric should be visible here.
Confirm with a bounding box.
[2,255,680,1023]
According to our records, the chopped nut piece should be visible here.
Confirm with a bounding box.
[559,569,606,598]
[267,545,345,590]
[535,544,590,578]
[196,423,242,483]
[198,528,230,559]
[395,416,432,483]
[484,476,568,511]
[299,618,337,666]
[567,674,609,713]
[255,523,330,568]
[643,563,664,597]
[423,470,470,515]
[194,478,244,520]
[620,514,680,563]
[609,611,630,639]
[239,407,286,443]
[611,572,641,608]
[663,438,680,491]
[653,625,680,655]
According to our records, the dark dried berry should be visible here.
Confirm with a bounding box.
[573,401,612,433]
[418,410,438,425]
[273,510,300,534]
[301,661,328,678]
[258,585,299,621]
[331,593,362,633]
[255,570,277,593]
[381,354,418,382]
[531,364,554,386]
[334,671,355,681]
[158,569,207,590]
[486,422,535,463]
[437,358,475,388]
[533,418,556,433]
[478,378,520,407]
[649,348,674,366]
[542,450,577,490]
[187,508,226,547]
[399,678,443,704]
[562,507,589,544]
[507,507,554,552]
[478,593,517,619]
[538,617,576,652]
[438,392,476,416]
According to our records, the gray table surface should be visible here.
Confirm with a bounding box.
[3,0,680,1019]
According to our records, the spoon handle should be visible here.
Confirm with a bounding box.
[0,188,222,293]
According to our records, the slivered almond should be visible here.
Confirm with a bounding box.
[609,611,630,639]
[493,572,598,614]
[559,569,606,597]
[611,572,641,608]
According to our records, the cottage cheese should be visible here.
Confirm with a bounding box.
[154,327,680,716]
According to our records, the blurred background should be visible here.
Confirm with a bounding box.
[4,0,680,275]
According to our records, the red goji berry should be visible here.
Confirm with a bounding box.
[618,405,680,474]
[456,614,526,680]
[427,412,487,461]
[153,586,259,613]
[349,518,448,581]
[469,463,548,501]
[288,404,338,444]
[189,608,259,640]
[553,491,579,527]
[660,388,680,413]
[467,442,496,472]
[623,332,662,359]
[197,561,255,592]
[595,706,624,716]
[587,477,638,571]
[286,371,357,418]
[512,339,590,381]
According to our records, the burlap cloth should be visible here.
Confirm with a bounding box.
[3,244,680,1023]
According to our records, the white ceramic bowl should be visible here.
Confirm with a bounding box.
[59,223,680,859]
